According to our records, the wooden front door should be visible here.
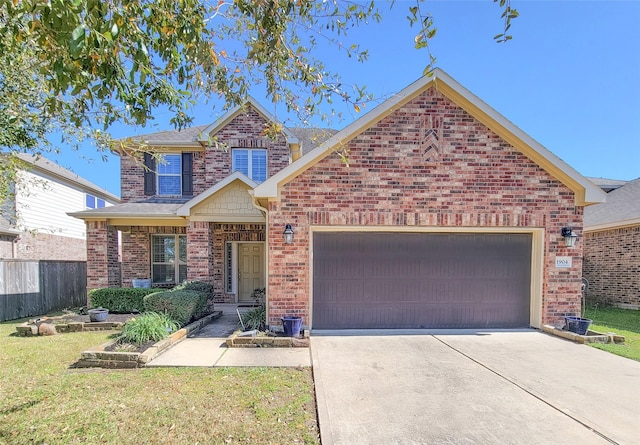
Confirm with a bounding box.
[238,243,265,302]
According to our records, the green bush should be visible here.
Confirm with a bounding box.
[240,306,266,331]
[88,288,159,313]
[173,281,214,318]
[118,312,179,345]
[173,281,214,300]
[143,290,206,326]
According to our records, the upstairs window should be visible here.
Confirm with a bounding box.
[157,154,182,195]
[144,153,193,197]
[86,194,106,209]
[232,149,267,183]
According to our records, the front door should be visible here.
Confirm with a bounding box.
[238,243,265,303]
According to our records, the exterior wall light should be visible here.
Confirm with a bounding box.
[561,227,578,248]
[283,224,294,245]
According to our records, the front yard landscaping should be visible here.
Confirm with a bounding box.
[0,318,319,444]
[583,305,640,362]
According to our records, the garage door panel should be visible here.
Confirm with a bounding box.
[313,232,531,329]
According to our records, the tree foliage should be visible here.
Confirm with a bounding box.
[0,0,516,204]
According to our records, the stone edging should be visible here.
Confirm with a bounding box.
[226,330,310,348]
[75,311,223,369]
[16,321,123,336]
[542,325,625,344]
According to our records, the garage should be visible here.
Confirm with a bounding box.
[312,232,532,329]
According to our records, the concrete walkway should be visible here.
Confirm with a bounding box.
[312,330,640,445]
[146,306,311,368]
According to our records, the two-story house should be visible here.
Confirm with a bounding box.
[71,98,334,303]
[74,70,606,330]
[1,154,120,261]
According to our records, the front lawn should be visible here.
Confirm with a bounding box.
[583,305,640,362]
[0,319,319,444]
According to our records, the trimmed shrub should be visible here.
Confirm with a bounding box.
[143,290,206,326]
[118,312,179,345]
[172,281,214,318]
[88,288,159,313]
[173,281,214,300]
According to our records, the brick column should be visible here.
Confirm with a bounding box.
[187,221,213,283]
[86,221,120,291]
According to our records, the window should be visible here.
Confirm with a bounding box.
[144,152,193,197]
[232,149,267,183]
[151,235,187,285]
[157,154,182,195]
[86,194,106,209]
[225,242,233,293]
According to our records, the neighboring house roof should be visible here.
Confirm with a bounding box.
[0,215,20,236]
[11,153,120,203]
[289,128,339,156]
[587,177,628,193]
[254,68,606,207]
[584,178,640,231]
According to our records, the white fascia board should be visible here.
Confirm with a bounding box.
[434,70,606,205]
[142,141,203,148]
[254,73,441,198]
[197,97,299,145]
[176,171,257,216]
[255,68,606,205]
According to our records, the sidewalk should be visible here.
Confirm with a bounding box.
[146,305,311,368]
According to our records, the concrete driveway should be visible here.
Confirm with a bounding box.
[311,330,640,445]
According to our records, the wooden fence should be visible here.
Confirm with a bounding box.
[0,260,86,322]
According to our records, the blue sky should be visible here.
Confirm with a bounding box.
[47,1,640,197]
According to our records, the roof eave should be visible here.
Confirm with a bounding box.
[584,217,640,232]
[197,97,299,145]
[254,68,606,206]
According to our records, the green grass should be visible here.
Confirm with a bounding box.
[583,305,640,362]
[0,318,319,444]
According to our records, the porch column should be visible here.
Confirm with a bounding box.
[186,221,213,283]
[86,221,120,290]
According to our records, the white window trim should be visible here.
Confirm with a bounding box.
[157,154,182,196]
[151,234,187,284]
[232,148,267,182]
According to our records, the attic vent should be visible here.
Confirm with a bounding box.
[420,114,442,162]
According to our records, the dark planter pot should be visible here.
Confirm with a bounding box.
[564,316,592,335]
[88,308,109,322]
[282,316,303,337]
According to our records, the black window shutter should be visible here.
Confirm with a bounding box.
[143,153,156,196]
[182,153,193,196]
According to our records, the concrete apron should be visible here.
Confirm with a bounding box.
[311,330,640,445]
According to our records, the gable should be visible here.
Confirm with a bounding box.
[253,69,605,207]
[277,88,579,221]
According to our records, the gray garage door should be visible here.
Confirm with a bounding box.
[312,232,531,329]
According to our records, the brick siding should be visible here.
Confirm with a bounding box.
[13,232,87,261]
[0,235,14,259]
[120,108,291,202]
[583,226,640,308]
[267,88,584,328]
[86,221,120,289]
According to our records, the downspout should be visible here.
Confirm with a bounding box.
[249,191,271,329]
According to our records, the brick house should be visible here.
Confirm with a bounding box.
[74,69,605,330]
[583,178,640,309]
